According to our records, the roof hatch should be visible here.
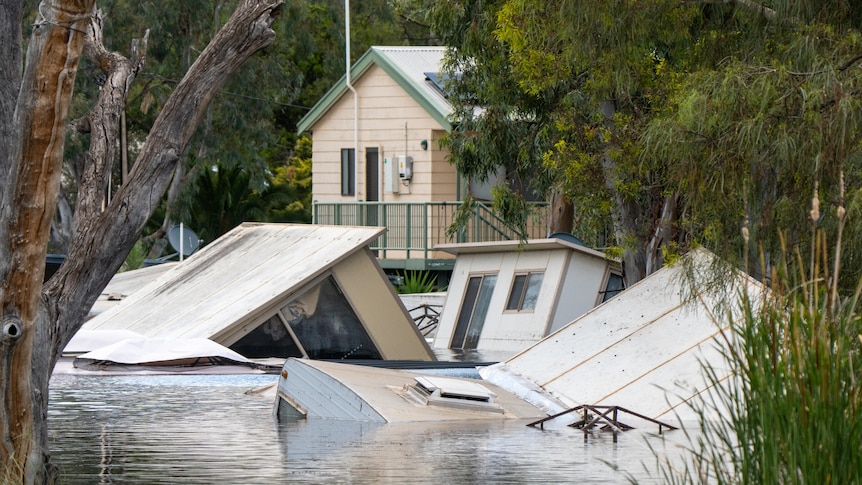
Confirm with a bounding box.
[400,376,503,413]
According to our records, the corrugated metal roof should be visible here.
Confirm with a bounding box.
[84,223,385,342]
[480,249,763,425]
[297,46,451,134]
[372,46,451,121]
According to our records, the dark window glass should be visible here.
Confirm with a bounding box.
[602,273,625,302]
[506,274,527,310]
[281,276,381,359]
[341,148,355,196]
[506,272,543,311]
[451,274,497,350]
[230,315,304,359]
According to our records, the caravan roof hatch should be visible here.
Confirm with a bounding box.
[404,376,503,414]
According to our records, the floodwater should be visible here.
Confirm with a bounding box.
[48,373,693,484]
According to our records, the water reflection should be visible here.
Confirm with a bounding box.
[49,374,689,484]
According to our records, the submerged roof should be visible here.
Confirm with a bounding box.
[275,358,545,422]
[480,249,763,424]
[74,338,252,366]
[298,46,451,134]
[84,223,386,342]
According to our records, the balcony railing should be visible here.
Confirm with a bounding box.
[313,201,549,263]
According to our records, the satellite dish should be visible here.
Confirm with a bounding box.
[168,225,201,257]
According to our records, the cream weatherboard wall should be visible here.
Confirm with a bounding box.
[310,63,456,203]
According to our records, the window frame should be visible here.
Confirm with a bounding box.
[504,271,544,313]
[450,272,498,350]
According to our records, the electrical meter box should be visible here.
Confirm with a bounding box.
[397,156,413,180]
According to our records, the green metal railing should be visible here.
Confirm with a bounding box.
[312,201,549,261]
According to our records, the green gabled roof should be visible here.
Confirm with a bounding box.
[297,46,452,134]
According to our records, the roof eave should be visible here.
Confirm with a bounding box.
[297,47,452,134]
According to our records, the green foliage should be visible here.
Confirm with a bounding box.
[265,134,313,224]
[182,164,266,243]
[397,270,439,294]
[432,0,862,288]
[66,0,422,253]
[430,0,693,279]
[119,241,146,272]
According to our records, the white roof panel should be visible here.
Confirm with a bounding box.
[480,249,762,424]
[84,223,385,342]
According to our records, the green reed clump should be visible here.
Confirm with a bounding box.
[724,251,862,484]
[656,179,862,484]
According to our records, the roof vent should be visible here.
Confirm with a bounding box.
[401,376,504,413]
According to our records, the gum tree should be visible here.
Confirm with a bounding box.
[430,1,862,286]
[0,0,282,482]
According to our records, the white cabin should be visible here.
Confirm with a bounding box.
[431,235,623,357]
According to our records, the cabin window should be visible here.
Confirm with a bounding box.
[341,148,355,196]
[602,272,625,302]
[280,275,382,359]
[450,273,497,350]
[229,314,304,359]
[506,272,544,311]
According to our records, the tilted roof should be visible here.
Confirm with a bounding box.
[480,248,765,425]
[298,46,451,134]
[83,223,386,341]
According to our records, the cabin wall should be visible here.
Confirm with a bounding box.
[332,248,436,360]
[548,254,614,334]
[311,65,457,203]
[433,250,568,353]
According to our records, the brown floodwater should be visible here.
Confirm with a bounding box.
[48,373,691,484]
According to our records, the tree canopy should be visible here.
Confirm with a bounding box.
[57,0,425,258]
[429,0,862,288]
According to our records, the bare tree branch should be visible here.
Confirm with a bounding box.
[74,10,149,226]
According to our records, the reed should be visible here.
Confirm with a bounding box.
[653,181,862,483]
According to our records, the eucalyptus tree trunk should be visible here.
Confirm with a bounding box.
[547,190,574,236]
[0,1,283,482]
[598,99,676,286]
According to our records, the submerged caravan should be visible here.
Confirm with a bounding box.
[81,223,435,362]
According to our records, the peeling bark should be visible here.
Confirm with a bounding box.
[645,194,678,275]
[74,10,149,227]
[0,0,284,482]
[1,2,95,482]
